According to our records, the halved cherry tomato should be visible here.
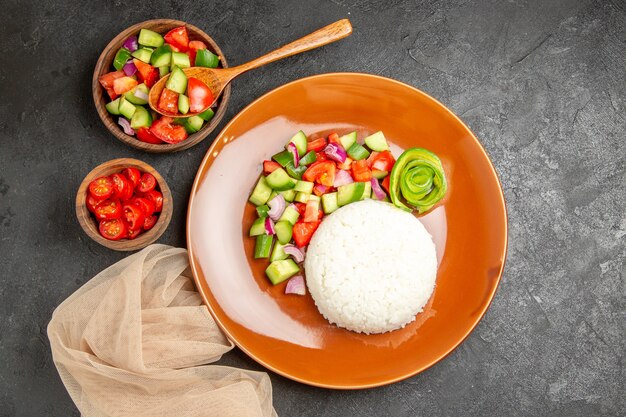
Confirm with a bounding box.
[328,133,340,144]
[113,76,138,95]
[123,168,141,188]
[99,218,127,240]
[95,199,122,220]
[164,26,189,52]
[351,159,372,182]
[89,176,114,199]
[143,190,164,212]
[132,196,156,217]
[382,175,391,194]
[143,215,158,231]
[98,70,125,99]
[150,117,188,144]
[133,59,159,88]
[136,127,164,144]
[122,203,145,231]
[157,88,179,115]
[293,221,320,247]
[188,40,207,65]
[137,173,156,193]
[86,194,104,213]
[303,161,336,187]
[110,173,133,201]
[127,226,141,239]
[307,137,327,152]
[371,150,396,172]
[263,160,281,175]
[187,77,214,113]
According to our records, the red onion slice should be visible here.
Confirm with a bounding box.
[333,169,354,187]
[283,244,305,263]
[371,178,386,200]
[285,275,306,295]
[123,61,137,76]
[117,117,134,135]
[287,142,300,167]
[133,88,149,101]
[123,35,138,52]
[323,143,347,163]
[265,217,275,235]
[267,194,286,221]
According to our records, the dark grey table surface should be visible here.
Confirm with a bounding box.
[1,0,624,416]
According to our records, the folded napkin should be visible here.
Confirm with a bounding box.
[48,244,277,417]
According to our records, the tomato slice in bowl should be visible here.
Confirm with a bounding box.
[99,218,127,240]
[110,173,133,201]
[132,196,156,217]
[143,190,163,212]
[164,26,189,52]
[86,194,104,213]
[150,117,188,144]
[187,78,214,113]
[136,127,164,144]
[89,176,114,199]
[123,168,141,188]
[94,199,122,220]
[143,215,158,231]
[137,173,156,193]
[122,203,145,231]
[157,88,179,115]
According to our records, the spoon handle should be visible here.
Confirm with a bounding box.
[229,19,352,77]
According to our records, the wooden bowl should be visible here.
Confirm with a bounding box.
[92,19,231,153]
[76,158,173,251]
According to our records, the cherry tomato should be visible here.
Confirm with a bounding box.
[133,59,159,88]
[137,173,156,193]
[143,215,158,231]
[127,226,141,240]
[86,194,104,213]
[89,176,114,199]
[110,173,133,201]
[307,137,327,152]
[99,218,127,240]
[370,150,396,172]
[113,76,138,95]
[263,160,281,175]
[150,117,188,144]
[123,203,145,231]
[98,70,125,99]
[143,190,163,212]
[351,159,372,182]
[123,168,141,188]
[94,199,122,220]
[157,88,179,115]
[132,197,156,217]
[188,40,207,65]
[187,77,214,113]
[136,127,164,144]
[303,161,336,187]
[164,26,189,52]
[293,221,320,247]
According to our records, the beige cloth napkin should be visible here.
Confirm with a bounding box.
[48,244,277,417]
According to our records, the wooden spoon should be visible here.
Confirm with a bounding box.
[149,19,352,117]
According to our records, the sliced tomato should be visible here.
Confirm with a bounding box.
[293,221,320,247]
[187,77,214,113]
[86,194,104,213]
[122,203,145,231]
[366,151,380,168]
[336,157,352,170]
[143,215,158,231]
[303,161,336,187]
[382,175,391,194]
[127,226,142,239]
[304,200,324,222]
[113,76,138,95]
[371,150,396,172]
[143,190,163,212]
[136,127,164,144]
[150,117,188,144]
[315,151,329,161]
[307,137,327,152]
[263,160,282,175]
[351,159,372,182]
[164,26,189,52]
[133,59,159,88]
[328,132,340,144]
[137,173,157,193]
[95,199,122,220]
[188,40,207,65]
[294,202,307,216]
[98,71,125,99]
[88,176,114,199]
[110,173,133,201]
[132,196,156,217]
[99,218,127,240]
[157,88,179,115]
[123,167,141,188]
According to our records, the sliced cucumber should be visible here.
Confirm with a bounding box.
[278,189,296,202]
[372,170,388,179]
[347,142,370,160]
[249,217,266,236]
[158,66,170,77]
[183,115,204,133]
[195,49,220,68]
[254,235,273,259]
[165,66,187,94]
[118,96,136,119]
[270,241,289,261]
[294,192,310,203]
[171,51,190,69]
[249,176,272,206]
[178,94,190,114]
[150,45,172,67]
[339,131,357,150]
[130,106,152,129]
[105,98,121,115]
[274,221,293,244]
[299,151,317,166]
[364,131,389,151]
[321,192,339,214]
[287,131,308,157]
[278,205,300,225]
[337,182,365,206]
[131,48,153,63]
[361,181,372,200]
[256,205,270,218]
[124,83,149,105]
[272,150,293,167]
[294,180,314,193]
[198,108,215,121]
[285,162,307,180]
[265,259,300,285]
[138,29,164,48]
[266,168,295,191]
[308,194,320,203]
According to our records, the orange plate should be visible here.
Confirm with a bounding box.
[187,73,508,389]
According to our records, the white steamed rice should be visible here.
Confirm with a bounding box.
[304,199,437,334]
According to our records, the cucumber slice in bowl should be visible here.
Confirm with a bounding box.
[130,106,152,129]
[288,131,308,156]
[265,168,296,191]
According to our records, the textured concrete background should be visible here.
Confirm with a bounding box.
[0,0,624,415]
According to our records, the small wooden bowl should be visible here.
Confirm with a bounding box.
[92,19,231,153]
[76,158,173,251]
